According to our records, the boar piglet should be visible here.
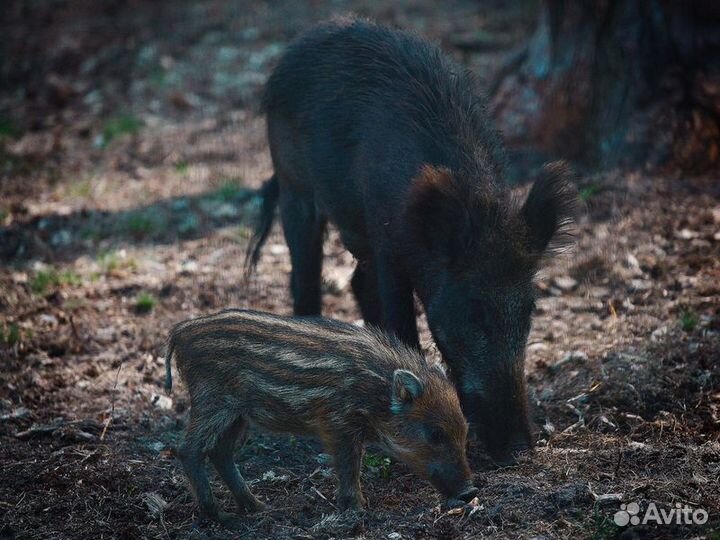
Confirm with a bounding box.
[165,309,477,526]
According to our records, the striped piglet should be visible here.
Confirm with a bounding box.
[165,309,477,525]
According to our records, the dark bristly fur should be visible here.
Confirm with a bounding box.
[166,309,476,526]
[246,18,580,464]
[244,175,279,276]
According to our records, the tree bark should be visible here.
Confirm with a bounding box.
[491,0,720,172]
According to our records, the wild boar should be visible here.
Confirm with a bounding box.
[246,18,579,465]
[165,309,477,526]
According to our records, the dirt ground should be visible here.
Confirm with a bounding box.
[1,1,719,539]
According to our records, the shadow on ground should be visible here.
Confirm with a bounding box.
[0,185,261,265]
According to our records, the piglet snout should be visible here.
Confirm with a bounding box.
[445,485,479,508]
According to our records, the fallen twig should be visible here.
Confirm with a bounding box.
[100,362,123,441]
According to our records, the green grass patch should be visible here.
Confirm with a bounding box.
[30,271,54,294]
[174,161,189,175]
[0,117,18,139]
[588,518,621,540]
[30,267,82,295]
[100,114,143,148]
[363,452,392,479]
[1,322,22,346]
[98,250,122,273]
[587,505,622,540]
[135,292,155,314]
[579,182,605,202]
[680,310,698,332]
[96,250,138,276]
[212,180,243,202]
[124,211,165,239]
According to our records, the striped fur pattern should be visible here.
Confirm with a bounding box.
[166,309,475,524]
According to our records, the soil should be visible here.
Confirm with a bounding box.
[0,1,718,539]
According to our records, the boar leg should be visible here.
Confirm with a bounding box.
[376,256,420,348]
[279,192,326,316]
[209,416,267,513]
[331,436,365,510]
[351,261,382,326]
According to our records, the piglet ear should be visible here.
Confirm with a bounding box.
[392,369,424,413]
[405,165,470,262]
[522,162,579,255]
[431,362,447,377]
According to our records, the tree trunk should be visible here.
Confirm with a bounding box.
[490,0,720,173]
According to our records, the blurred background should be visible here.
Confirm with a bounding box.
[0,2,718,539]
[2,0,719,259]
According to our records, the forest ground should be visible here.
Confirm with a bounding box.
[0,1,718,539]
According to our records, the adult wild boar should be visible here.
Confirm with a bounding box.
[246,19,578,464]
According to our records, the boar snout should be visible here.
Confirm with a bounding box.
[460,388,533,466]
[455,484,479,502]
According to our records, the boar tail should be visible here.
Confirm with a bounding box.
[245,174,280,277]
[164,335,176,394]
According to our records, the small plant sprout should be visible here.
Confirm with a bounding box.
[363,452,392,479]
[1,322,22,346]
[135,293,156,314]
[99,114,143,148]
[30,267,81,295]
[680,310,697,332]
[579,182,605,202]
[213,180,243,202]
[174,162,189,175]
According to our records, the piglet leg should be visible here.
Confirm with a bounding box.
[331,436,365,511]
[209,416,267,513]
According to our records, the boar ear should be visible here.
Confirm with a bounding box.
[522,161,579,255]
[392,369,424,412]
[406,165,469,261]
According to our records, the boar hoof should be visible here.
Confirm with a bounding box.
[215,511,243,529]
[337,494,365,511]
[239,497,268,513]
[249,500,269,513]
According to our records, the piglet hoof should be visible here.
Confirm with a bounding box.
[444,486,479,510]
